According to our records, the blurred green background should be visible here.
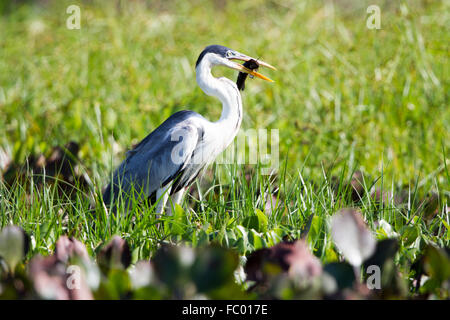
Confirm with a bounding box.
[0,0,448,188]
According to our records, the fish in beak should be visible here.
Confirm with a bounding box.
[226,51,276,82]
[236,59,260,91]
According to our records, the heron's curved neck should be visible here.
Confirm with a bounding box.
[196,60,242,129]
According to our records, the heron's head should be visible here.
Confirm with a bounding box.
[195,45,275,82]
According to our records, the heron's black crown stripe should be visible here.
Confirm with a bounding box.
[195,44,231,67]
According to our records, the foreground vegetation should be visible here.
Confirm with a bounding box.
[0,0,448,299]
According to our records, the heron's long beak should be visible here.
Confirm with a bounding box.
[229,53,276,82]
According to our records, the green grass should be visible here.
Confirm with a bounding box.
[0,0,449,298]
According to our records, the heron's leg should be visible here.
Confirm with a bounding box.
[166,187,186,216]
[155,185,171,219]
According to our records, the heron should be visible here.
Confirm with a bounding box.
[103,44,275,216]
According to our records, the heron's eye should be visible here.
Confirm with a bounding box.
[225,51,233,58]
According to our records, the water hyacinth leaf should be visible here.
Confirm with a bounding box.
[0,263,31,299]
[285,241,322,280]
[196,229,210,246]
[242,209,268,233]
[152,244,192,289]
[244,240,321,285]
[55,235,90,263]
[226,229,237,242]
[55,236,100,291]
[362,239,403,294]
[206,277,250,300]
[363,239,399,271]
[0,226,29,273]
[323,262,356,290]
[234,255,247,285]
[191,245,239,293]
[423,245,450,285]
[28,255,70,300]
[28,254,94,300]
[97,236,131,274]
[331,209,376,267]
[255,209,268,233]
[132,286,164,300]
[25,235,96,300]
[244,248,270,283]
[249,229,265,250]
[129,260,153,289]
[242,215,259,231]
[324,247,339,263]
[76,258,101,292]
[265,228,283,247]
[401,226,419,247]
[375,219,399,238]
[235,225,249,254]
[95,269,132,300]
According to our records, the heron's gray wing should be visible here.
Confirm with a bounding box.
[103,113,202,206]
